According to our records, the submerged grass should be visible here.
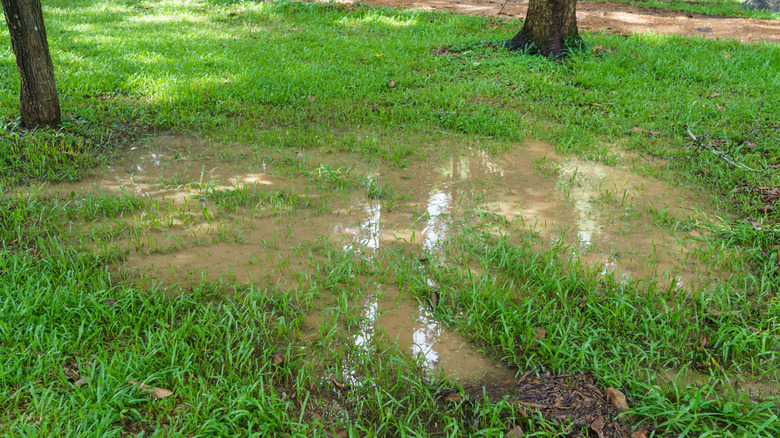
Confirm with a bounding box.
[1,0,779,436]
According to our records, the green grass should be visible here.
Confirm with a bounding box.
[1,0,780,436]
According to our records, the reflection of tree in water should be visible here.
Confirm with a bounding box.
[348,153,511,376]
[557,160,606,251]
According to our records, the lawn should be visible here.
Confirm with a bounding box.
[1,1,779,436]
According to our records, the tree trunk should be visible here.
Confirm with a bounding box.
[505,0,581,61]
[1,0,61,128]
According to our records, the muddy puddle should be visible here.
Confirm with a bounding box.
[41,134,728,381]
[306,282,513,381]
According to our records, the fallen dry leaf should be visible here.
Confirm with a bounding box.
[592,45,615,55]
[128,380,174,400]
[74,377,91,387]
[759,204,774,214]
[578,295,588,308]
[535,327,547,340]
[273,353,284,365]
[505,425,524,437]
[324,428,348,438]
[330,379,349,392]
[444,394,462,403]
[699,335,708,349]
[589,414,606,436]
[631,126,661,135]
[605,387,629,412]
[389,80,396,88]
[430,291,439,310]
[631,429,649,438]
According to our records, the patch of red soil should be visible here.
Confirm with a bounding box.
[357,0,780,44]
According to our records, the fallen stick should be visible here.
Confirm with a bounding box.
[497,0,510,16]
[684,125,762,173]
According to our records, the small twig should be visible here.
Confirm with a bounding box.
[684,125,762,173]
[516,400,554,410]
[516,370,532,384]
[744,90,766,144]
[496,0,511,16]
[639,150,696,162]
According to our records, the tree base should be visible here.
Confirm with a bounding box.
[505,30,584,61]
[504,0,582,62]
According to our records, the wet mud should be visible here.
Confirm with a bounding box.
[45,134,729,382]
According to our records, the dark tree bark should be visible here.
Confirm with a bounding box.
[505,0,581,61]
[1,0,61,128]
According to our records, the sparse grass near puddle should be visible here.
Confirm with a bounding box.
[1,0,779,436]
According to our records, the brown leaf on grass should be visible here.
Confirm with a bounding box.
[747,220,763,230]
[505,425,524,437]
[74,377,91,387]
[632,429,649,438]
[605,387,629,412]
[702,167,711,177]
[273,353,284,365]
[709,309,742,318]
[708,92,721,98]
[444,394,462,403]
[592,45,615,55]
[430,291,439,310]
[128,380,174,400]
[699,335,708,349]
[578,295,588,308]
[589,414,605,436]
[330,379,349,392]
[631,127,661,135]
[759,204,775,214]
[389,80,397,88]
[535,327,547,340]
[324,428,348,438]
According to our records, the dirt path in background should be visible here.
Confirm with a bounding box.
[357,0,780,44]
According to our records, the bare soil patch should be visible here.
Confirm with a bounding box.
[356,0,780,43]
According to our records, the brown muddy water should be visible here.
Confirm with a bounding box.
[43,134,727,381]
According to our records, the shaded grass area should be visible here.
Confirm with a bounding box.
[1,0,779,436]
